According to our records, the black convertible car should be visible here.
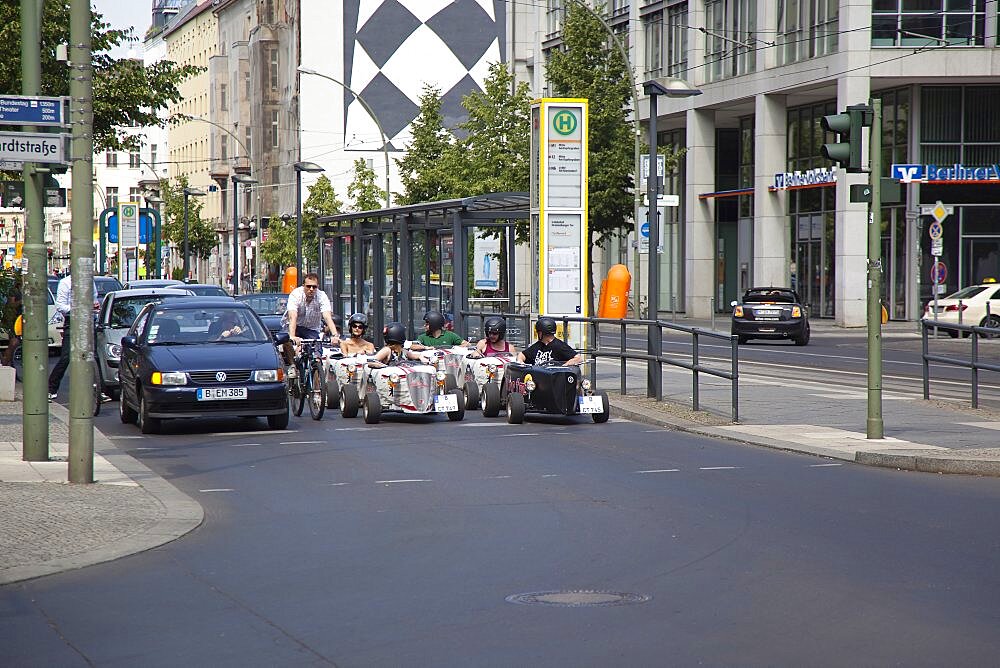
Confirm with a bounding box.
[499,361,610,424]
[730,287,810,345]
[117,298,290,433]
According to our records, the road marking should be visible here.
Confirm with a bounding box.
[230,443,261,447]
[636,469,679,473]
[542,474,559,478]
[500,433,538,437]
[280,440,325,445]
[199,488,235,493]
[209,430,299,436]
[333,427,369,431]
[375,479,431,484]
[808,463,843,467]
[132,447,159,451]
[486,475,512,479]
[108,435,144,440]
[330,482,350,486]
[699,466,741,470]
[459,423,513,428]
[643,429,669,433]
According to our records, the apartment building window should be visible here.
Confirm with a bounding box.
[546,0,562,37]
[150,144,158,169]
[129,150,140,168]
[609,0,629,18]
[667,3,688,76]
[129,187,141,202]
[106,187,119,208]
[245,69,251,99]
[777,0,838,65]
[106,151,117,167]
[220,135,228,162]
[704,0,756,82]
[612,21,630,58]
[245,127,252,158]
[872,0,985,46]
[269,110,279,149]
[644,13,664,77]
[220,83,228,111]
[269,48,279,92]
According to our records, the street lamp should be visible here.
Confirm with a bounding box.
[182,187,206,280]
[144,192,165,279]
[642,76,701,399]
[231,173,258,295]
[293,161,325,285]
[297,66,391,208]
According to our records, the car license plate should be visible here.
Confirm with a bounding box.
[578,395,603,414]
[756,309,781,316]
[434,394,459,412]
[197,387,247,401]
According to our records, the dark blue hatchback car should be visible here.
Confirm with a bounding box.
[117,298,290,433]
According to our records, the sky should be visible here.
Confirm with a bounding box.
[91,0,156,59]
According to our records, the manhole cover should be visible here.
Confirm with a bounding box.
[506,590,651,607]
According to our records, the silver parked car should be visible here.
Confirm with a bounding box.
[95,287,194,400]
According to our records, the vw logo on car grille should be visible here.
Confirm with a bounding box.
[216,371,227,382]
[568,376,574,383]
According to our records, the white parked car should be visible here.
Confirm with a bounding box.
[922,280,1000,337]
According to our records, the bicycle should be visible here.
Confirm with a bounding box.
[288,338,327,420]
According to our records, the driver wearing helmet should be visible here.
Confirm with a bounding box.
[517,316,582,366]
[340,312,376,355]
[374,321,424,366]
[475,316,517,356]
[417,310,468,347]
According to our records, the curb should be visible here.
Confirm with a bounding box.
[855,451,1000,476]
[0,403,204,586]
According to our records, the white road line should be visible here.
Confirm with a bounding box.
[486,475,512,479]
[699,466,741,470]
[499,433,537,437]
[808,463,844,467]
[459,423,513,427]
[643,429,669,433]
[542,474,559,478]
[636,469,680,473]
[108,435,145,440]
[280,440,325,445]
[209,430,299,436]
[230,443,261,447]
[199,488,235,493]
[132,447,159,451]
[375,479,431,484]
[330,482,350,486]
[333,427,369,431]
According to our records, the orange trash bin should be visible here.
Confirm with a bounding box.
[598,264,631,319]
[281,266,298,294]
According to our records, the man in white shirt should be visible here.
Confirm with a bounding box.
[280,272,340,369]
[47,274,98,401]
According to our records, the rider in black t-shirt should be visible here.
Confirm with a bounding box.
[517,316,583,366]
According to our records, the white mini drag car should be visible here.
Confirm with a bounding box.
[461,351,516,415]
[362,354,465,424]
[325,351,376,417]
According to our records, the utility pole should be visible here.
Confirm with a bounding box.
[68,0,94,482]
[20,0,49,461]
[866,99,884,439]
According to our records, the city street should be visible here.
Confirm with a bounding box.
[3,391,1000,665]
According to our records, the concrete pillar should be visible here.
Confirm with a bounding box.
[754,93,789,288]
[685,107,716,317]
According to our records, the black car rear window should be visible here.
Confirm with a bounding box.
[744,289,797,303]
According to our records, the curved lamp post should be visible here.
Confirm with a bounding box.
[231,173,258,295]
[297,66,391,208]
[182,187,206,280]
[294,161,325,285]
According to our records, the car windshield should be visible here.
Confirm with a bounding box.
[95,277,123,297]
[239,294,288,315]
[945,286,988,300]
[744,289,797,304]
[146,308,269,344]
[109,296,183,329]
[187,285,230,297]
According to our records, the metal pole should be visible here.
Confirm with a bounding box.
[68,0,94,482]
[20,0,48,461]
[182,192,190,279]
[295,170,302,285]
[232,178,239,295]
[646,93,661,399]
[867,99,884,439]
[98,208,108,274]
[149,208,162,279]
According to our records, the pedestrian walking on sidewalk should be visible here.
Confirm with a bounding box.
[47,274,97,401]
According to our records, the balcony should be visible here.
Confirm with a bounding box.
[232,155,251,175]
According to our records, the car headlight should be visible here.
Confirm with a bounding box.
[487,363,497,373]
[48,311,64,326]
[436,370,447,381]
[106,342,121,360]
[151,371,186,386]
[253,369,281,382]
[733,306,744,317]
[581,378,591,390]
[791,306,802,318]
[525,380,536,391]
[389,373,400,383]
[347,363,357,373]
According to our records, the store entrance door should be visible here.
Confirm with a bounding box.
[964,238,1000,285]
[795,214,829,317]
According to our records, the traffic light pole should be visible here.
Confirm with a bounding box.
[866,99,884,439]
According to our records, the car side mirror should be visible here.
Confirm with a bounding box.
[121,335,137,350]
[274,331,289,345]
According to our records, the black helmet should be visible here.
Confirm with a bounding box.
[484,316,506,339]
[535,316,557,336]
[423,310,446,331]
[383,321,406,345]
[348,312,368,332]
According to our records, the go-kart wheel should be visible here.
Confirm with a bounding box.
[463,381,480,410]
[363,391,381,424]
[340,383,360,418]
[591,390,611,424]
[326,374,340,409]
[506,391,525,424]
[481,382,501,418]
[447,389,465,421]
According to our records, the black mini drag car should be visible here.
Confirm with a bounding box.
[498,361,610,424]
[730,287,810,346]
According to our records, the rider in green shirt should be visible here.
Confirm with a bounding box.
[417,310,469,347]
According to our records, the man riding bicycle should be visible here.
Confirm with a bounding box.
[281,272,340,373]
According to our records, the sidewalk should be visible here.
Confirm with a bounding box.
[0,386,202,586]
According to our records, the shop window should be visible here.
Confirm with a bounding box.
[872,0,985,46]
[922,86,1000,165]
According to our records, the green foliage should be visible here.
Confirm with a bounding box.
[259,215,296,269]
[347,158,386,212]
[544,2,636,246]
[302,175,343,264]
[0,2,200,153]
[159,177,217,261]
[395,86,454,205]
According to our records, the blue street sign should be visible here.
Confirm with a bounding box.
[107,213,154,244]
[0,95,65,127]
[640,222,650,238]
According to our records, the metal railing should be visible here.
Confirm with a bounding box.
[461,310,740,422]
[921,318,1000,408]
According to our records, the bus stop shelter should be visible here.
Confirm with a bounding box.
[316,193,529,339]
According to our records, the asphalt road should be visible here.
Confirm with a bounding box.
[3,407,1000,665]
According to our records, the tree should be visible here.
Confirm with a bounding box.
[0,2,200,153]
[159,177,217,261]
[259,215,296,270]
[347,158,386,212]
[395,85,454,205]
[301,175,343,264]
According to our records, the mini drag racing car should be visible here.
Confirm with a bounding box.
[362,355,465,424]
[325,351,376,417]
[462,350,516,415]
[498,360,610,424]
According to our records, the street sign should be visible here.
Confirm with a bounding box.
[0,95,66,127]
[0,131,66,164]
[920,201,952,222]
[119,202,140,247]
[107,212,154,244]
[930,261,947,284]
[931,239,943,256]
[638,205,665,253]
[928,221,943,240]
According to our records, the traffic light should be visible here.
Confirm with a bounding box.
[821,104,871,173]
